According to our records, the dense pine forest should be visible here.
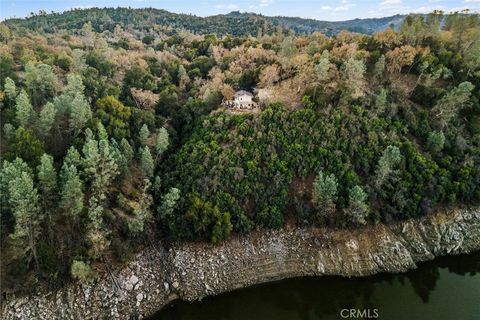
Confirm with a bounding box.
[0,8,479,294]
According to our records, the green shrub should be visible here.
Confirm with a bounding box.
[71,260,92,282]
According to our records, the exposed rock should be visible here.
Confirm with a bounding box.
[163,282,169,293]
[2,207,480,319]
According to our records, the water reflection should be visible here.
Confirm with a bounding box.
[154,251,480,320]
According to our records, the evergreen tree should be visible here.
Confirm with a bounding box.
[158,187,181,232]
[431,82,474,129]
[120,138,134,162]
[373,55,386,80]
[346,185,369,225]
[4,76,16,101]
[69,94,92,136]
[86,197,109,258]
[375,145,401,188]
[342,58,366,98]
[64,146,82,168]
[60,163,84,219]
[0,158,32,215]
[72,49,87,74]
[280,36,298,58]
[15,89,35,127]
[64,73,85,98]
[375,88,388,114]
[127,179,153,235]
[140,146,154,177]
[155,127,169,159]
[81,125,118,258]
[3,123,15,140]
[139,124,150,145]
[82,125,118,194]
[8,127,44,166]
[38,102,57,136]
[312,170,338,222]
[37,154,58,210]
[8,170,42,271]
[24,62,57,106]
[315,50,333,82]
[427,131,445,153]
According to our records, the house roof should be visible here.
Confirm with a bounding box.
[234,90,253,98]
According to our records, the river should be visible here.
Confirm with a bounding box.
[154,251,480,320]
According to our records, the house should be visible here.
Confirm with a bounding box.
[225,90,257,111]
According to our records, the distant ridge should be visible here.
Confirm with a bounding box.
[2,7,407,36]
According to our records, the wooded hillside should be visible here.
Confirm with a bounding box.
[0,9,479,294]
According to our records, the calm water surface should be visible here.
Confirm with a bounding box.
[154,251,480,320]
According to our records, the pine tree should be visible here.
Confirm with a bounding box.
[64,146,82,168]
[37,154,58,211]
[140,146,154,177]
[431,82,474,129]
[280,36,298,58]
[155,127,169,160]
[158,187,181,233]
[81,125,118,258]
[24,62,57,106]
[120,138,134,162]
[69,94,92,136]
[177,65,187,80]
[127,179,153,235]
[72,49,87,73]
[139,124,150,145]
[15,89,35,127]
[60,163,84,219]
[375,88,388,115]
[64,73,85,98]
[152,175,162,198]
[8,170,42,271]
[82,125,118,194]
[4,76,16,101]
[110,139,130,177]
[0,158,32,215]
[346,185,369,225]
[373,55,386,80]
[315,50,333,82]
[375,145,401,188]
[86,196,109,258]
[343,58,366,98]
[3,123,15,140]
[312,170,338,222]
[38,102,57,136]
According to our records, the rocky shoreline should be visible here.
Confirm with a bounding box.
[2,206,480,319]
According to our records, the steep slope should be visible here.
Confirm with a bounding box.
[3,207,479,319]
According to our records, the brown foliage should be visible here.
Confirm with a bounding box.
[385,45,417,73]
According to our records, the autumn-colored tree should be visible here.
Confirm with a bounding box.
[259,64,280,88]
[385,45,417,73]
[373,27,403,50]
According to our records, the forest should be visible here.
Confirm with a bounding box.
[4,7,405,37]
[0,8,479,295]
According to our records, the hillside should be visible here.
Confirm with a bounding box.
[2,7,406,36]
[0,8,479,297]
